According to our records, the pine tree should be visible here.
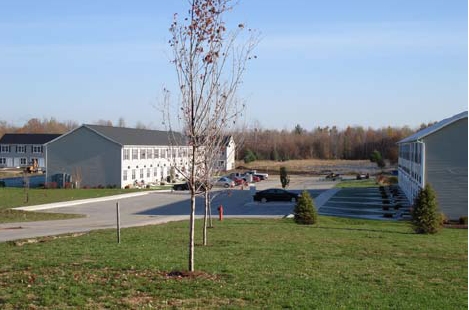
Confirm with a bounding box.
[411,184,442,234]
[294,190,318,225]
[280,166,290,189]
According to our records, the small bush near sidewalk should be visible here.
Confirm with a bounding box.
[293,190,318,225]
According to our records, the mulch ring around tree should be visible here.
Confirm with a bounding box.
[164,270,220,281]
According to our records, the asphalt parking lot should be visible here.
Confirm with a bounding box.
[1,175,409,242]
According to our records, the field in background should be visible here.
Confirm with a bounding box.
[237,159,387,175]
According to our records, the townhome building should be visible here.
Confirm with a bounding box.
[397,111,467,220]
[45,124,236,189]
[0,133,61,170]
[215,136,236,171]
[46,125,191,188]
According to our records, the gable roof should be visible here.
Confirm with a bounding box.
[398,111,468,144]
[0,133,62,145]
[84,125,186,146]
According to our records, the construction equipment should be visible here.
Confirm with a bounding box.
[25,159,39,174]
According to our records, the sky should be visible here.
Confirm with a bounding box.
[1,0,467,130]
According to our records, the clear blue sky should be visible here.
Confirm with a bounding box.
[1,0,467,130]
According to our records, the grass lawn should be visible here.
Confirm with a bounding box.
[0,188,159,223]
[0,217,466,309]
[335,179,379,188]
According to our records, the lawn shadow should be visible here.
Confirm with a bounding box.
[315,225,414,235]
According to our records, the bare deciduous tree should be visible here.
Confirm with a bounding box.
[164,0,259,271]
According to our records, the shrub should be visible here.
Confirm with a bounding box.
[293,191,318,225]
[243,149,257,163]
[439,213,449,225]
[0,181,5,187]
[279,166,290,189]
[459,216,468,225]
[383,213,393,218]
[411,184,442,234]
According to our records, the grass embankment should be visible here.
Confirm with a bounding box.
[0,188,152,223]
[0,218,466,309]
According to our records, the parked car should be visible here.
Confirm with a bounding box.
[251,175,261,182]
[253,188,299,203]
[245,170,269,180]
[173,182,190,191]
[212,177,235,188]
[231,176,247,186]
[173,181,210,191]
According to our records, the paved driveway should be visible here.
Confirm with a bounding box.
[0,176,336,242]
[1,176,366,242]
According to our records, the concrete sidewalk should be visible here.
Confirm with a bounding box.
[1,183,341,243]
[14,190,168,211]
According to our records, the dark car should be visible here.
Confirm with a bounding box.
[173,181,211,191]
[253,188,299,203]
[173,182,190,191]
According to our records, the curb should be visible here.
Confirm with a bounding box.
[13,190,172,211]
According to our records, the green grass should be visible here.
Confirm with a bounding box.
[0,217,466,309]
[0,209,84,224]
[0,188,154,223]
[336,178,379,188]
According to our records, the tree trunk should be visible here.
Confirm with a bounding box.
[203,190,209,246]
[189,192,195,272]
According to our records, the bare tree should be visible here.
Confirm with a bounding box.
[164,0,258,271]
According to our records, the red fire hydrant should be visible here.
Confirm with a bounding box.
[217,205,224,221]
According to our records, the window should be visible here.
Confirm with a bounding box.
[131,169,136,180]
[123,170,128,181]
[147,148,153,159]
[132,149,138,160]
[140,169,144,179]
[123,149,130,160]
[140,149,146,160]
[0,145,10,153]
[154,149,160,158]
[20,158,27,165]
[32,145,43,153]
[147,168,151,178]
[16,145,26,153]
[0,158,6,164]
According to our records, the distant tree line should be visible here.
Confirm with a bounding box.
[238,123,434,164]
[1,118,435,164]
[0,117,148,138]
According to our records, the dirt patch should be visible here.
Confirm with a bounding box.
[164,270,220,281]
[8,232,88,246]
[237,159,390,175]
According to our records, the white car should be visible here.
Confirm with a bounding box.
[212,176,235,188]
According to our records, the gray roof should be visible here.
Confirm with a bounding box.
[85,125,186,146]
[0,133,62,145]
[398,111,468,144]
